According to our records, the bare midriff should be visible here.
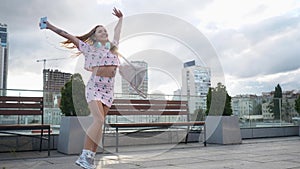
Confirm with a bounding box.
[92,66,117,77]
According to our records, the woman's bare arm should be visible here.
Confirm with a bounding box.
[45,21,80,48]
[112,7,123,43]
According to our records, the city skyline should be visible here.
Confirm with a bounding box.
[0,0,300,96]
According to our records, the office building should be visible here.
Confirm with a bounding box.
[107,61,148,124]
[0,23,8,96]
[43,69,72,125]
[121,61,148,98]
[43,69,72,108]
[182,60,211,113]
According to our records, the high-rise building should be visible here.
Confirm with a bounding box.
[109,61,148,124]
[121,61,148,98]
[43,69,72,125]
[0,23,8,96]
[43,69,72,108]
[182,60,211,113]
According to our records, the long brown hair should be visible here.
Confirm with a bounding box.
[61,25,118,56]
[61,25,101,49]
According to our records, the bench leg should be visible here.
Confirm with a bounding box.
[102,124,106,153]
[48,128,50,156]
[185,125,190,144]
[204,124,206,147]
[116,127,119,153]
[40,129,44,152]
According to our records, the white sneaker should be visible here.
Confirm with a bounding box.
[75,150,96,169]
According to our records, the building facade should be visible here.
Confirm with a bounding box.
[262,90,300,123]
[231,94,262,119]
[43,69,72,108]
[0,23,8,96]
[121,61,148,98]
[43,69,72,125]
[231,91,300,126]
[107,61,149,123]
[182,60,211,114]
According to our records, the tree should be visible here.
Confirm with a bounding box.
[192,109,205,121]
[295,95,300,115]
[273,84,282,120]
[60,73,90,116]
[205,82,232,116]
[252,103,262,115]
[205,87,212,115]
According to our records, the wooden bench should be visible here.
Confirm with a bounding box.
[105,99,206,152]
[0,96,51,156]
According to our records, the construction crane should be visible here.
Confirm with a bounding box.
[36,57,69,70]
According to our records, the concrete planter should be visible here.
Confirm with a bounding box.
[206,116,242,144]
[241,126,299,139]
[57,116,92,155]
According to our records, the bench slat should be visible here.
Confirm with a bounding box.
[107,121,205,128]
[0,96,43,102]
[110,104,188,110]
[0,103,43,109]
[113,99,187,105]
[0,110,43,115]
[107,110,189,116]
[0,124,50,130]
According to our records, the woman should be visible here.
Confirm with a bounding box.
[41,8,123,169]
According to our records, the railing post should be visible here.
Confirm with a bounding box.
[116,127,119,153]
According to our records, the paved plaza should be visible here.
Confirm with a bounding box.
[0,137,300,169]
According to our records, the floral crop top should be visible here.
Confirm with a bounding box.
[78,40,120,71]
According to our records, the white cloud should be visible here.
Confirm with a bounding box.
[226,68,300,96]
[97,0,120,5]
[196,0,300,29]
[1,0,300,96]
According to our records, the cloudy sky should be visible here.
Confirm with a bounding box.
[1,0,300,96]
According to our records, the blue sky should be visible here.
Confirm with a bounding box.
[1,0,300,96]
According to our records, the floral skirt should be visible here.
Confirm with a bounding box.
[86,75,115,107]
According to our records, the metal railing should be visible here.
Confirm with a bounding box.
[0,88,299,129]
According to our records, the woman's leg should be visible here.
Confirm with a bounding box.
[83,100,108,151]
[92,104,110,152]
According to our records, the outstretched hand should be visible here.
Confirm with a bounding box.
[39,20,49,29]
[112,7,123,18]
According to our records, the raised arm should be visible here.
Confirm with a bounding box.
[44,21,80,48]
[112,7,123,44]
